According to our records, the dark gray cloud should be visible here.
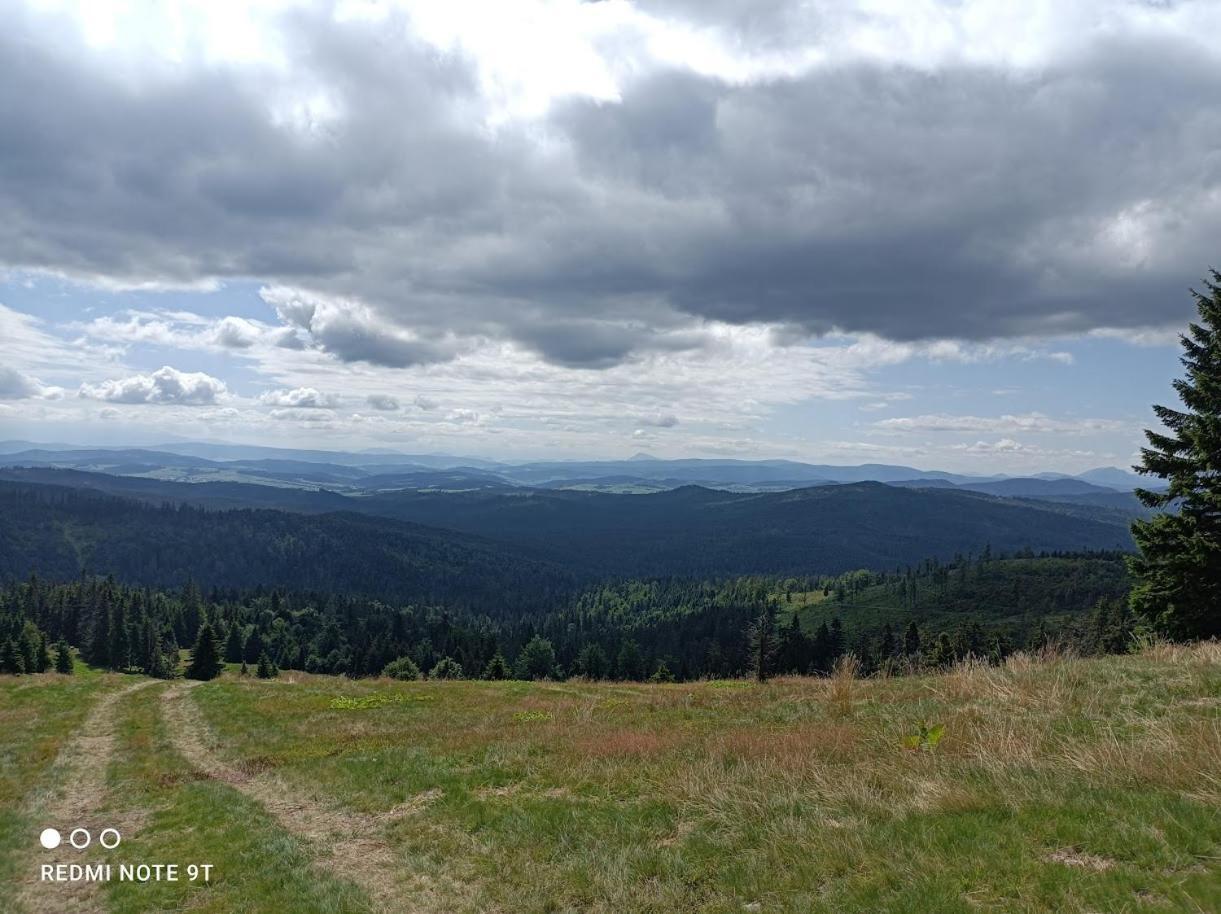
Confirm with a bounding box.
[1,1,1218,367]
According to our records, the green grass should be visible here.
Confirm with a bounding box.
[95,683,372,914]
[2,644,1218,912]
[0,669,124,895]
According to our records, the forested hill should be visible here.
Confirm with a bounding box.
[0,475,1134,591]
[0,482,577,614]
[356,482,1133,576]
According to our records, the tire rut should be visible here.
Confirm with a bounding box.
[160,682,424,914]
[14,678,159,914]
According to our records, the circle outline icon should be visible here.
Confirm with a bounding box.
[39,828,61,850]
[99,828,121,849]
[69,828,91,849]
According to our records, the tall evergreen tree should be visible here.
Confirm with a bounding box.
[19,623,39,674]
[186,621,222,681]
[1,640,25,674]
[748,601,777,682]
[776,613,810,674]
[224,624,246,664]
[108,603,129,671]
[811,621,833,674]
[256,650,278,679]
[54,639,74,674]
[1129,270,1221,639]
[88,587,112,668]
[36,632,51,674]
[482,651,510,680]
[243,627,265,665]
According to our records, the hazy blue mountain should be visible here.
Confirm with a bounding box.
[0,470,1134,579]
[1075,466,1148,490]
[0,443,1164,495]
[953,478,1120,498]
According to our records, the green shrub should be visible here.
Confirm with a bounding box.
[382,656,422,680]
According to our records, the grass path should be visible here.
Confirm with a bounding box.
[13,678,158,914]
[160,681,411,914]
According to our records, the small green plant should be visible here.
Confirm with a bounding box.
[902,722,945,752]
[330,692,434,710]
[514,710,553,723]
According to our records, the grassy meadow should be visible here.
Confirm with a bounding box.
[1,644,1218,913]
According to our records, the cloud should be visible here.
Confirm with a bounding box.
[637,412,679,427]
[0,366,63,400]
[365,394,400,411]
[873,412,1129,435]
[74,310,274,352]
[78,365,227,405]
[952,439,1099,459]
[211,316,262,349]
[259,386,341,408]
[269,407,337,422]
[260,287,466,368]
[0,1,1215,370]
[413,395,439,411]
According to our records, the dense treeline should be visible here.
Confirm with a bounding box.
[1,549,1135,682]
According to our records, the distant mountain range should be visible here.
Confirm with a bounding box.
[0,472,1135,587]
[0,441,1155,495]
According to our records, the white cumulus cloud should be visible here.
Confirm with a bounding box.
[78,365,227,405]
[258,387,341,409]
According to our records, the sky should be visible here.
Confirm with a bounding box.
[0,0,1216,472]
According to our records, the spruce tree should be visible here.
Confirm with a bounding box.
[1,639,25,674]
[775,614,809,674]
[108,603,128,671]
[54,640,74,674]
[648,660,676,683]
[1129,271,1221,639]
[18,625,39,674]
[224,624,246,664]
[256,651,278,679]
[481,651,510,680]
[36,633,51,673]
[811,621,833,674]
[88,590,111,668]
[749,602,777,682]
[243,627,265,665]
[186,621,222,681]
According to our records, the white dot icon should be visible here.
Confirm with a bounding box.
[40,828,61,850]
